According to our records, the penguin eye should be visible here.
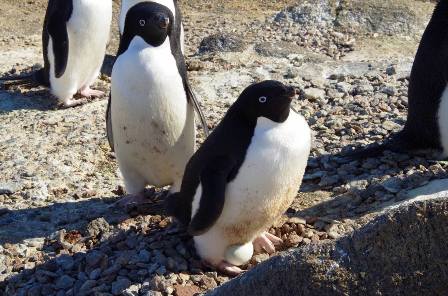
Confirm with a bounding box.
[139,19,146,27]
[258,96,267,103]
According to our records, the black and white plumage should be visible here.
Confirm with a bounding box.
[41,0,111,107]
[167,80,312,275]
[106,2,208,205]
[342,1,448,160]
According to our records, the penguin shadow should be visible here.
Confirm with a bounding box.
[296,150,448,222]
[0,195,206,295]
[0,82,59,112]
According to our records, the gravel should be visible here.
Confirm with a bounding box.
[0,0,443,295]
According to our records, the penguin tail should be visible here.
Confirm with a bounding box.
[340,132,409,161]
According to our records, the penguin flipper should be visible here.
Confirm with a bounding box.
[46,0,73,78]
[185,81,210,136]
[188,156,236,236]
[106,93,114,152]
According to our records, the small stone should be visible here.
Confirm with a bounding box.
[89,268,102,280]
[386,65,397,75]
[56,255,74,271]
[111,278,132,296]
[286,233,303,247]
[252,253,270,263]
[85,250,104,268]
[198,33,246,54]
[86,218,111,239]
[55,275,75,290]
[381,177,402,193]
[173,285,202,296]
[303,88,325,101]
[79,280,97,294]
[381,85,397,96]
[288,217,307,225]
[137,250,151,263]
[200,277,217,289]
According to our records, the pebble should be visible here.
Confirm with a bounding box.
[111,278,132,296]
[55,275,75,290]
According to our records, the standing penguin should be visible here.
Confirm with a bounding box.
[342,1,448,159]
[107,2,208,206]
[1,0,112,107]
[119,0,185,53]
[167,80,312,275]
[41,0,112,107]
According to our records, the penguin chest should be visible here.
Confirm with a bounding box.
[111,38,195,183]
[220,114,311,242]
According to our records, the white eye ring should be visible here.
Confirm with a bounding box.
[139,19,146,26]
[258,96,267,103]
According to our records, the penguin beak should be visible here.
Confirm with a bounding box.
[286,86,296,100]
[158,16,170,29]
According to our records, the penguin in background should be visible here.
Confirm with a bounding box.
[166,80,312,275]
[1,0,112,108]
[118,0,185,53]
[107,2,209,206]
[342,0,448,160]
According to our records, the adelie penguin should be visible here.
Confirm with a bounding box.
[1,0,112,108]
[107,2,209,206]
[118,0,185,54]
[166,80,312,275]
[342,1,448,160]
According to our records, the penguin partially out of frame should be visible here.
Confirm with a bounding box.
[342,1,448,160]
[1,0,112,108]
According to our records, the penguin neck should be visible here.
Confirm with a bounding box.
[118,35,171,56]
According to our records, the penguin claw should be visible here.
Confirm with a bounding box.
[79,87,104,98]
[253,231,283,254]
[204,260,244,277]
[59,98,88,108]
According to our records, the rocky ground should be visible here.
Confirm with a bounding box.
[0,0,445,295]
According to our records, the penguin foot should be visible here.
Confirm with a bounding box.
[59,98,88,108]
[253,231,283,254]
[114,187,156,208]
[204,260,244,277]
[79,87,104,98]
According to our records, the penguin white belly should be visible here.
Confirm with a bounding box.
[193,112,311,264]
[49,0,112,100]
[111,37,195,194]
[437,85,448,157]
[119,0,176,34]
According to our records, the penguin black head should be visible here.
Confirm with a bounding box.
[235,80,296,123]
[119,2,174,53]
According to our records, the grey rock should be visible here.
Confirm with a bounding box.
[55,275,75,290]
[111,278,131,296]
[275,0,335,27]
[210,199,448,295]
[89,268,102,280]
[85,250,104,268]
[86,218,111,239]
[0,182,18,195]
[198,33,246,54]
[303,88,326,101]
[56,255,74,271]
[79,279,97,294]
